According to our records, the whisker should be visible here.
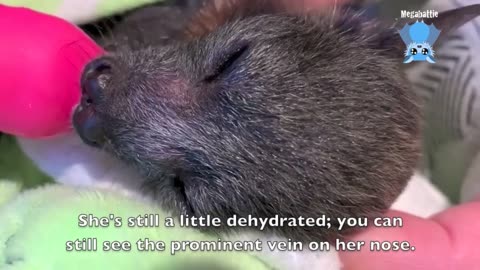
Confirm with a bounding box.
[330,0,338,28]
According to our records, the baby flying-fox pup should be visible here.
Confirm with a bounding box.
[73,0,480,243]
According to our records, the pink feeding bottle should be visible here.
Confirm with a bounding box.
[0,4,104,138]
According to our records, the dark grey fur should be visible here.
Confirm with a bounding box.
[73,3,480,242]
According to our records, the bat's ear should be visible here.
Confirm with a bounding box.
[423,4,480,41]
[371,4,480,59]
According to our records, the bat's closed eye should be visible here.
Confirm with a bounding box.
[203,41,250,83]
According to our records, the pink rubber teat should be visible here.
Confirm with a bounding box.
[0,4,104,138]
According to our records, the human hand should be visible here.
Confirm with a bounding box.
[340,200,480,270]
